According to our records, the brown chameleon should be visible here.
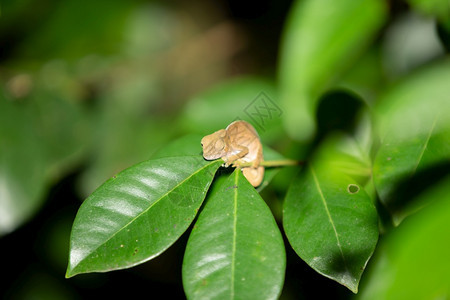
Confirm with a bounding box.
[201,120,264,187]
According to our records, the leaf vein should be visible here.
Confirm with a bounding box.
[230,170,239,300]
[310,165,349,273]
[412,115,438,174]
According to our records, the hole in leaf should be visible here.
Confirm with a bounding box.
[347,184,359,194]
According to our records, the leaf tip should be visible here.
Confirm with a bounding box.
[340,273,360,294]
[65,268,74,279]
[349,283,359,294]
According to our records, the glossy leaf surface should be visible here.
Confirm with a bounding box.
[278,0,386,141]
[66,156,222,277]
[183,169,285,300]
[283,136,378,293]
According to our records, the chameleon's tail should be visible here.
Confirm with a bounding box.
[242,166,264,187]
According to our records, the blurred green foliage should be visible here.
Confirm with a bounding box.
[1,0,449,298]
[278,0,387,141]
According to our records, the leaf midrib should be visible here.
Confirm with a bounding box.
[310,165,349,273]
[230,170,239,299]
[72,158,219,271]
[412,115,438,174]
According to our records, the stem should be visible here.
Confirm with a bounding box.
[233,159,303,168]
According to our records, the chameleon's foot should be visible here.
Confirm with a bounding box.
[223,159,239,168]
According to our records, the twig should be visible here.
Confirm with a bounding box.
[232,159,303,168]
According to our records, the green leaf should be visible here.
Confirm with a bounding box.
[337,48,385,104]
[66,156,222,277]
[0,91,88,236]
[0,98,48,236]
[182,169,286,300]
[278,0,386,141]
[324,135,372,185]
[283,136,378,293]
[357,177,450,300]
[373,59,450,224]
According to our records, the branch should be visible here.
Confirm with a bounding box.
[232,159,303,168]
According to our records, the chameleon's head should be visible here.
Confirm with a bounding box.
[201,129,228,160]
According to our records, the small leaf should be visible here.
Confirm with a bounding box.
[278,0,386,141]
[66,155,222,277]
[182,169,286,300]
[283,136,378,293]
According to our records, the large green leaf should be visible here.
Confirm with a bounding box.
[337,48,385,104]
[278,0,386,141]
[0,90,88,236]
[358,175,450,300]
[182,169,286,300]
[66,156,222,277]
[0,98,48,236]
[283,135,378,293]
[373,59,450,224]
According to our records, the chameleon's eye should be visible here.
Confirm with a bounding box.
[214,139,225,151]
